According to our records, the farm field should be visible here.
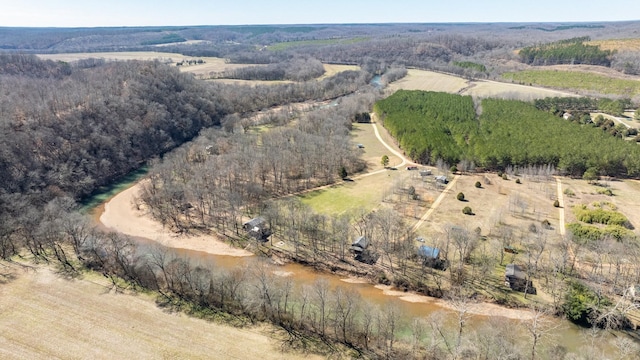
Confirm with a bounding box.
[587,38,640,52]
[464,79,576,100]
[0,261,320,360]
[37,52,359,83]
[388,69,576,100]
[502,69,640,96]
[387,69,467,93]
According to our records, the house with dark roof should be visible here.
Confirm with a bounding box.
[242,217,271,241]
[350,236,369,254]
[505,264,536,294]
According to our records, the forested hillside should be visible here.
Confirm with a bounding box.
[374,90,640,177]
[0,54,369,201]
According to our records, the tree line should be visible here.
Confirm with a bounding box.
[374,90,640,178]
[212,57,325,81]
[518,37,615,67]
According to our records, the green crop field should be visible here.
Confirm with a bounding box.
[502,70,640,95]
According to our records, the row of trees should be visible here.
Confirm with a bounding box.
[213,57,325,81]
[534,96,633,116]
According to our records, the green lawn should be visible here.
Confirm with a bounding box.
[299,170,405,215]
[502,70,640,96]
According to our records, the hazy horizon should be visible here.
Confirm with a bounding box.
[2,0,639,28]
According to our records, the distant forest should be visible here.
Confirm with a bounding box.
[2,22,640,77]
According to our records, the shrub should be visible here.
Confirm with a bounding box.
[475,181,482,188]
[529,223,538,233]
[597,188,613,196]
[515,178,521,184]
[564,188,575,197]
[542,219,552,229]
[462,206,473,215]
[450,165,458,173]
[553,199,560,207]
[457,192,465,201]
[502,173,508,180]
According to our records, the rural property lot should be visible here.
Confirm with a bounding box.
[0,262,321,360]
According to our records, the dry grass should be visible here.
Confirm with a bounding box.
[465,79,576,100]
[37,51,184,62]
[388,69,467,93]
[587,38,640,52]
[416,173,560,240]
[388,69,576,100]
[561,177,640,233]
[0,262,322,360]
[318,64,359,80]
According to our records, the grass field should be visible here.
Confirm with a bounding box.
[0,261,320,360]
[502,69,640,96]
[388,69,468,93]
[388,69,575,100]
[587,38,640,52]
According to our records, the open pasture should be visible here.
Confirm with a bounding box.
[388,69,467,93]
[502,69,640,96]
[389,69,576,100]
[587,38,640,52]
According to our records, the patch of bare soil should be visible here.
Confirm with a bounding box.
[100,181,254,257]
[0,262,320,360]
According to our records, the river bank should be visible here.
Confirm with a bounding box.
[99,180,537,321]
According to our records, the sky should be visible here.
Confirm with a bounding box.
[1,0,639,27]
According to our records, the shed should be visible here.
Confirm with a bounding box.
[419,170,432,177]
[505,264,536,294]
[350,236,369,253]
[417,245,440,259]
[435,175,448,184]
[242,217,271,241]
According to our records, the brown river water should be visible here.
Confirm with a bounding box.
[92,200,625,356]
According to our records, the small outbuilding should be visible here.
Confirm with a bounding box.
[418,244,448,270]
[505,264,536,294]
[435,175,448,184]
[350,236,369,254]
[242,217,271,241]
[417,245,440,259]
[419,169,432,177]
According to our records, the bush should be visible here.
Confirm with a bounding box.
[450,165,458,173]
[515,178,521,184]
[475,181,482,188]
[457,192,465,201]
[502,173,508,180]
[597,188,613,196]
[553,199,560,207]
[462,206,473,215]
[542,219,552,229]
